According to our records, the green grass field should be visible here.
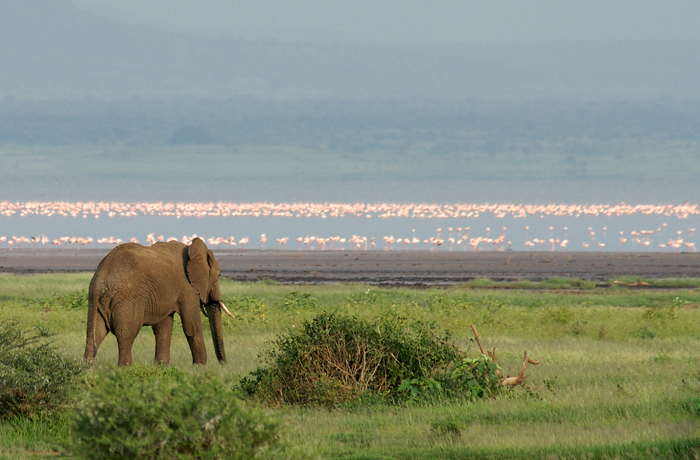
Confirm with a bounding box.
[1,273,699,459]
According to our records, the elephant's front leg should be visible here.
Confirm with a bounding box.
[181,308,207,365]
[152,314,174,365]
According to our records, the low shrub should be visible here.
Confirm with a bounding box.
[241,311,503,406]
[445,356,502,400]
[397,377,444,402]
[0,319,85,419]
[71,365,306,460]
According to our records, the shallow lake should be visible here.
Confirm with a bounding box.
[1,177,698,252]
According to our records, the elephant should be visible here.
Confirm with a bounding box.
[83,237,235,366]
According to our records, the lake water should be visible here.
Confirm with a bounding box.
[1,177,698,252]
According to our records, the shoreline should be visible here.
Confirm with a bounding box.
[1,249,699,286]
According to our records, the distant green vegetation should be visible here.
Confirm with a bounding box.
[1,98,699,180]
[1,273,700,459]
[2,142,698,181]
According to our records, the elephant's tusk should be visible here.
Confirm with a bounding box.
[219,301,235,318]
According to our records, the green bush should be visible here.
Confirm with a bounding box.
[240,311,503,406]
[0,319,85,419]
[71,366,305,460]
[397,377,444,402]
[445,356,502,400]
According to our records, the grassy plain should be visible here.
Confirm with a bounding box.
[1,273,699,459]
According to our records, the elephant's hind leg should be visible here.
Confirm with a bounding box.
[116,329,140,366]
[112,299,146,366]
[114,316,141,366]
[152,314,174,365]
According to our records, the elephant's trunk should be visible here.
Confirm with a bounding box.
[206,303,227,364]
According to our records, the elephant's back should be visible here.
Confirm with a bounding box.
[90,243,185,311]
[96,243,148,272]
[97,243,181,275]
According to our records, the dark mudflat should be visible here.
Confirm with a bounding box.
[1,249,699,286]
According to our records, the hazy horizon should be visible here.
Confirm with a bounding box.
[72,0,700,45]
[1,1,700,101]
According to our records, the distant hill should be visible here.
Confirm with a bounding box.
[1,1,700,101]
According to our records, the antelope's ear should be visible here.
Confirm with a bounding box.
[187,238,209,303]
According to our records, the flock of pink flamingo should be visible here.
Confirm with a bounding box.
[1,201,699,220]
[0,225,696,252]
[522,225,696,252]
[1,200,697,252]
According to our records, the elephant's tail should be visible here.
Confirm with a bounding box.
[83,280,104,360]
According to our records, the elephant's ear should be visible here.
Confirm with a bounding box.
[187,238,210,303]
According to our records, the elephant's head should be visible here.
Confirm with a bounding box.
[186,237,233,363]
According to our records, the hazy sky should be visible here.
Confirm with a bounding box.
[72,0,700,44]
